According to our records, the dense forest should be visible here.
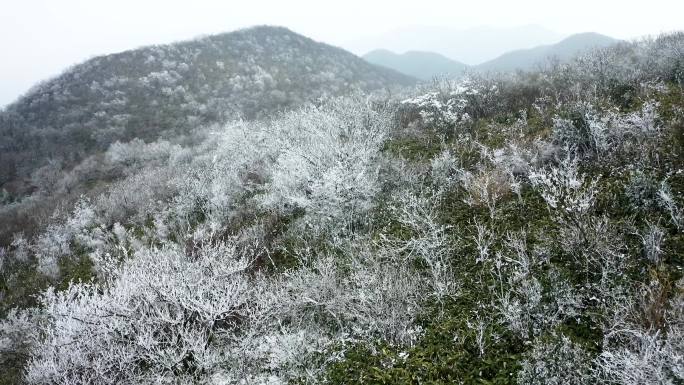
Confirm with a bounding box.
[0,28,683,384]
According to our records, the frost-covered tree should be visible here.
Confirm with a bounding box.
[260,97,392,234]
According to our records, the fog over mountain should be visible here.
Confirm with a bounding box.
[362,32,622,80]
[477,32,620,72]
[3,0,682,106]
[363,50,468,80]
[348,25,566,64]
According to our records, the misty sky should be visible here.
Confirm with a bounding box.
[1,0,682,107]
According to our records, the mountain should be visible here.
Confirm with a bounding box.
[363,49,468,80]
[0,26,415,197]
[345,25,565,65]
[361,32,620,79]
[477,32,620,72]
[2,32,683,385]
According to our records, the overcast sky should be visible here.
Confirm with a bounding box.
[1,0,682,107]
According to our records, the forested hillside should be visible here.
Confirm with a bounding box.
[1,31,683,385]
[0,26,414,245]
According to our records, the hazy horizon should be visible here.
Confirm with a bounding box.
[346,24,568,65]
[1,0,682,107]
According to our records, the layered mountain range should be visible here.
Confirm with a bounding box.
[364,32,620,79]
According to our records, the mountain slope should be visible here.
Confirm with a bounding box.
[0,26,415,194]
[2,32,683,385]
[477,32,620,72]
[363,49,468,80]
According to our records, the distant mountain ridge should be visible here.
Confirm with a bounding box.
[347,25,565,65]
[361,32,621,79]
[363,50,468,80]
[477,32,620,72]
[0,25,415,193]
